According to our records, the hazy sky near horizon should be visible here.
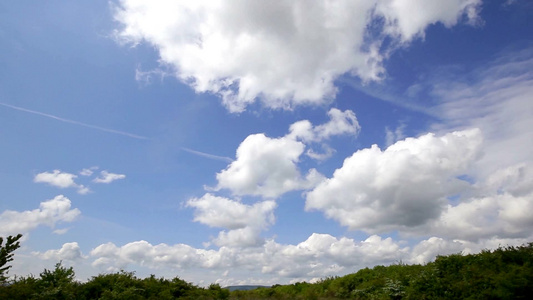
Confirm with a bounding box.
[1,0,533,286]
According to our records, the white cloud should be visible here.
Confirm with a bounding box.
[53,228,70,235]
[113,0,480,112]
[411,47,533,243]
[265,234,407,277]
[187,194,276,247]
[288,108,360,143]
[0,195,81,236]
[215,133,314,198]
[376,0,481,42]
[79,166,98,176]
[34,170,90,194]
[187,194,275,230]
[93,171,126,184]
[385,124,406,147]
[306,129,483,233]
[306,144,335,161]
[34,242,85,261]
[90,240,223,271]
[408,237,464,264]
[431,48,533,181]
[215,109,359,197]
[431,191,533,241]
[88,233,407,283]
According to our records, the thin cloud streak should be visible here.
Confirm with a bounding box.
[180,147,233,163]
[1,102,233,163]
[0,102,149,140]
[339,78,439,118]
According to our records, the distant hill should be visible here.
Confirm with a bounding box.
[225,285,270,292]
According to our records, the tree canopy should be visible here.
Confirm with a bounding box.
[0,233,22,282]
[0,235,532,299]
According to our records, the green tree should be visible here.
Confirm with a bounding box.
[0,233,22,282]
[36,261,78,299]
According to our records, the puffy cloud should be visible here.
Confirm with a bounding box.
[113,0,480,112]
[306,129,483,232]
[264,234,407,277]
[215,133,320,198]
[415,48,533,243]
[34,170,90,194]
[408,237,464,264]
[306,144,335,161]
[186,194,276,247]
[187,194,275,230]
[215,109,359,197]
[90,240,229,271]
[288,108,360,143]
[89,233,407,282]
[34,242,85,261]
[93,171,126,184]
[0,195,81,236]
[407,235,533,265]
[431,191,533,241]
[214,227,264,248]
[376,0,481,42]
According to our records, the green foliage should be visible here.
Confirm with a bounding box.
[36,261,78,299]
[230,243,533,299]
[0,233,22,282]
[1,241,532,299]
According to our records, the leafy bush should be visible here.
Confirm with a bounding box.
[0,236,531,299]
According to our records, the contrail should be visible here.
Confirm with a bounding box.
[1,102,234,163]
[0,102,148,140]
[180,147,233,163]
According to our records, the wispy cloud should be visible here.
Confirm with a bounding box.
[1,102,235,163]
[180,147,233,163]
[93,171,126,184]
[0,102,148,140]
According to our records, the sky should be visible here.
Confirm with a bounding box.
[1,0,532,287]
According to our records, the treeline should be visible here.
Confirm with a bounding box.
[0,263,230,299]
[234,243,533,299]
[1,239,532,299]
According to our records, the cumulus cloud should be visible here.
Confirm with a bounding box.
[186,194,276,247]
[376,0,481,42]
[306,129,483,233]
[288,108,360,143]
[113,0,480,112]
[90,240,225,271]
[89,233,407,282]
[431,191,533,241]
[411,47,533,243]
[93,171,126,184]
[215,109,359,197]
[0,195,81,236]
[34,242,85,261]
[407,237,464,264]
[263,234,408,277]
[34,170,90,194]
[215,133,313,198]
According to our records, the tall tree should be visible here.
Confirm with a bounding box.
[0,234,22,282]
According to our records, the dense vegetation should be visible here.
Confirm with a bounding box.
[1,234,532,299]
[234,243,533,299]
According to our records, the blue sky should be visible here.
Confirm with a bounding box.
[1,0,532,286]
